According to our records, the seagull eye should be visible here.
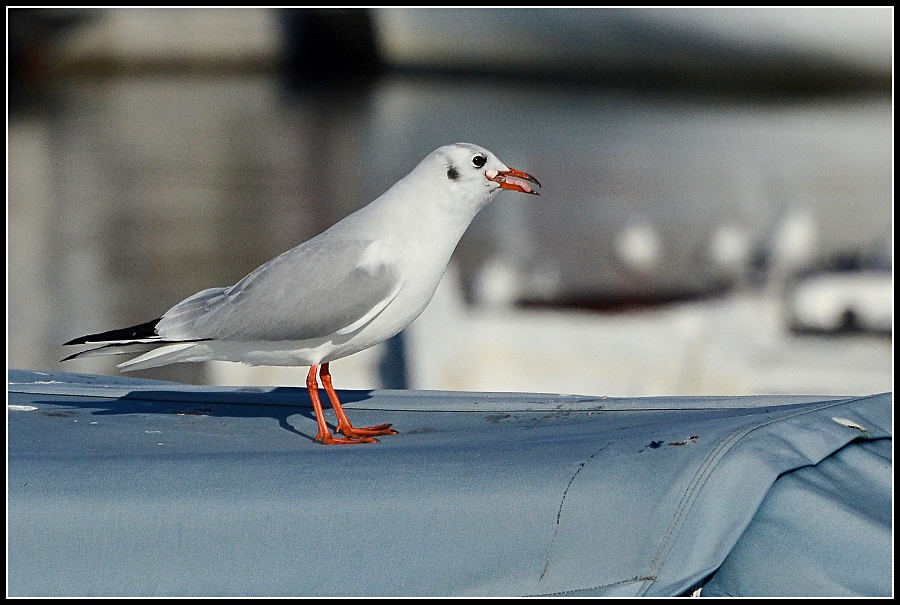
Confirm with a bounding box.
[471,155,487,168]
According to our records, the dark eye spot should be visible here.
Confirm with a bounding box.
[447,165,459,181]
[472,155,487,168]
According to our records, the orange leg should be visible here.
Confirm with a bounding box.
[321,362,398,439]
[306,365,374,445]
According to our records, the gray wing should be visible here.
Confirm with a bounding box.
[156,237,402,342]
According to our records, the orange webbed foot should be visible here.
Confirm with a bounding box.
[336,422,398,439]
[314,430,379,445]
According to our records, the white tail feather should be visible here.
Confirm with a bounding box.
[117,343,201,371]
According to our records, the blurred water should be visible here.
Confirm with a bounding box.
[7,73,892,390]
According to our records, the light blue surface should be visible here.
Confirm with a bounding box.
[702,437,892,596]
[7,370,892,596]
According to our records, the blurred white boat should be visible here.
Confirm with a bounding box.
[787,270,892,334]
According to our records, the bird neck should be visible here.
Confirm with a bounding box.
[370,178,491,248]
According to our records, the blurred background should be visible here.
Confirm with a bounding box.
[8,7,893,396]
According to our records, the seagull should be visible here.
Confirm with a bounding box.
[63,142,540,444]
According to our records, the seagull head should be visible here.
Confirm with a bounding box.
[432,143,541,199]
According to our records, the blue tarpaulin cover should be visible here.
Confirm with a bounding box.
[6,369,892,597]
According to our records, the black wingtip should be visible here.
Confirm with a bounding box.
[63,318,163,346]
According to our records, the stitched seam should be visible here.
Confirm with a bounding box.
[641,395,874,594]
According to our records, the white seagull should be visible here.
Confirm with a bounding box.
[63,142,540,444]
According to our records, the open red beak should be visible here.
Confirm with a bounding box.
[486,167,541,195]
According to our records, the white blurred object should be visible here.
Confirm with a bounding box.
[787,271,892,333]
[709,224,751,279]
[771,209,818,273]
[473,257,523,308]
[616,223,662,274]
